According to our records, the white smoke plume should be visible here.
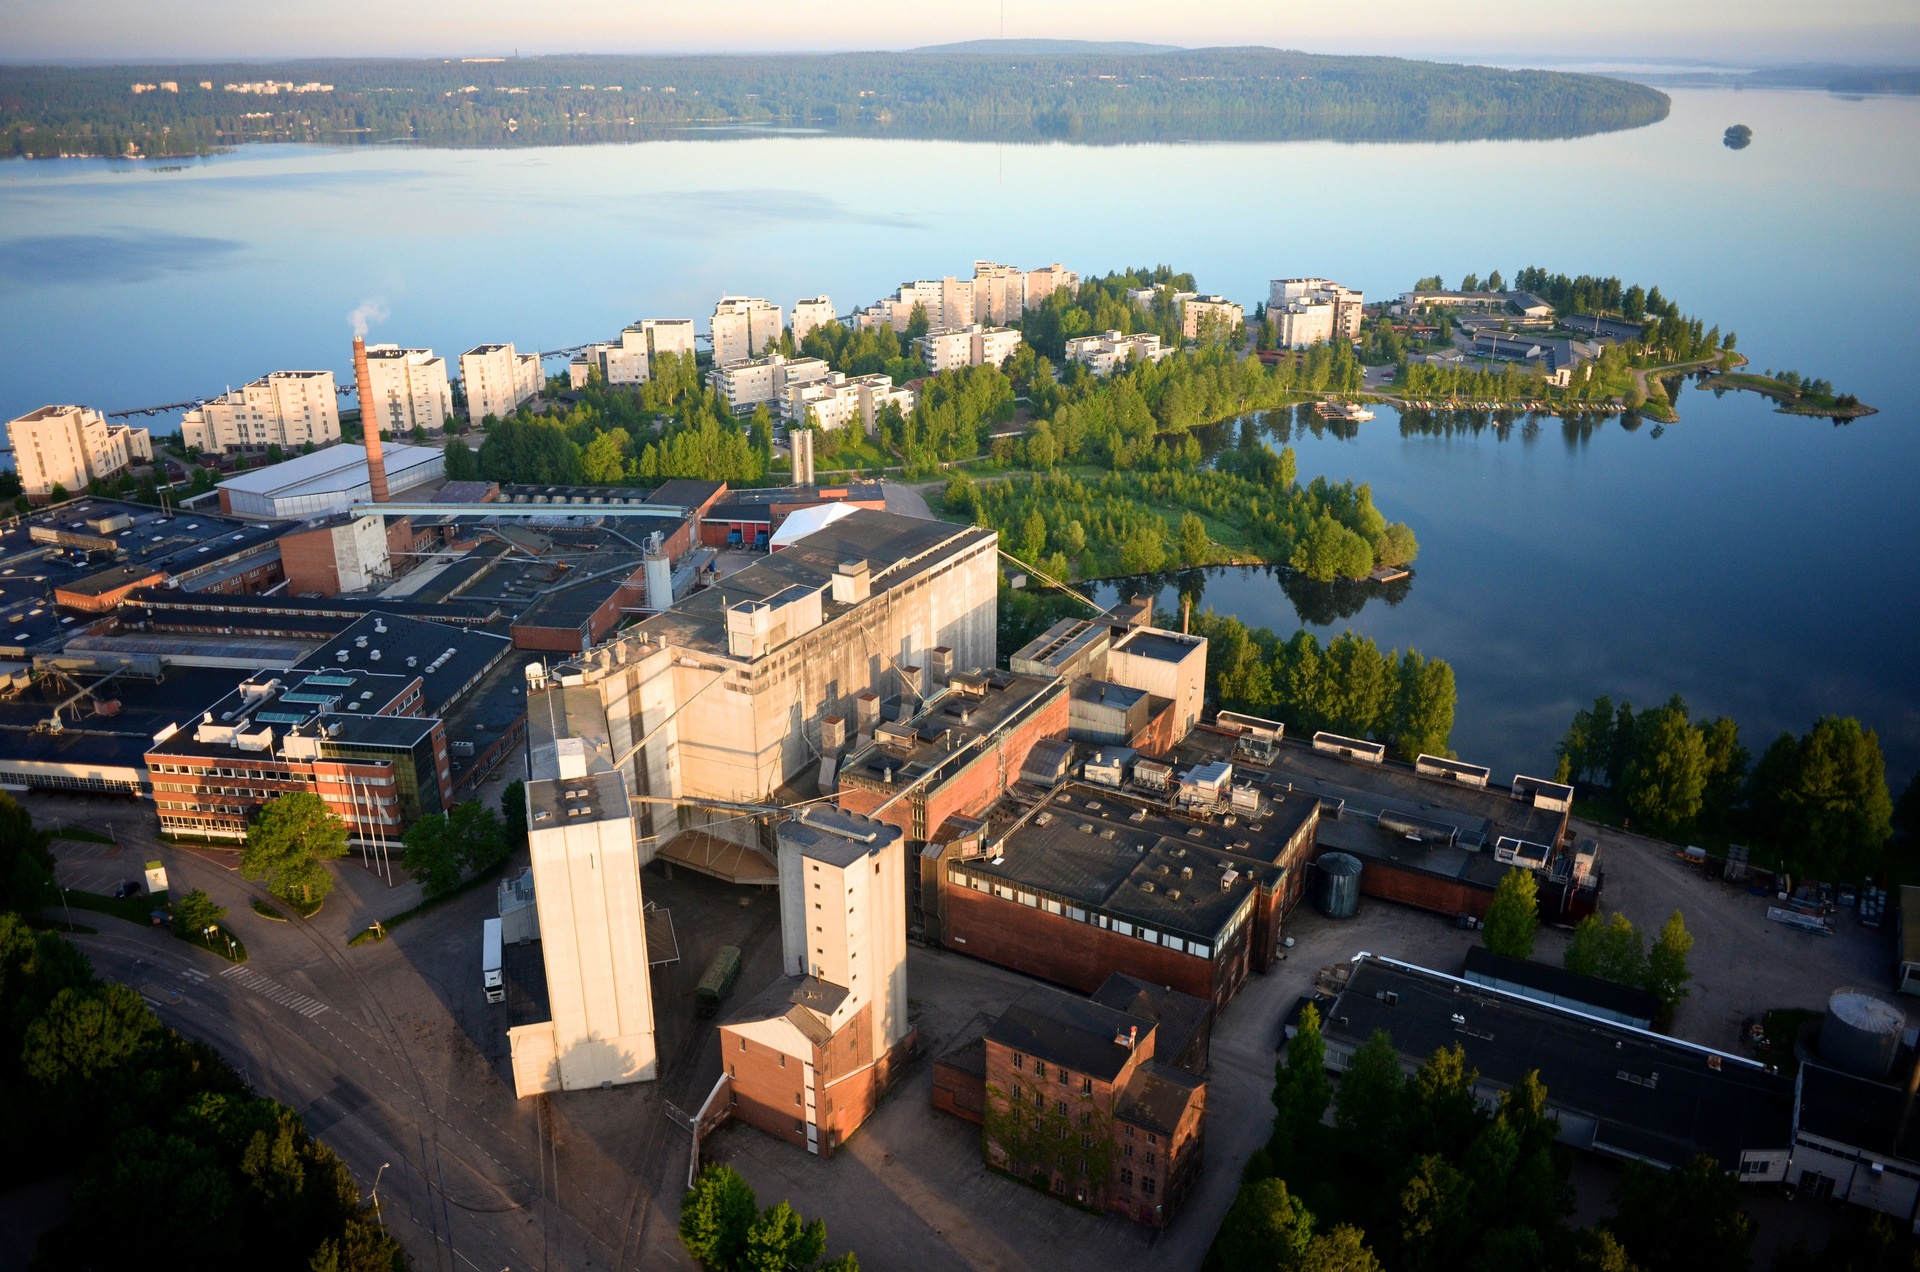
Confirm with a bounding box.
[348,298,389,338]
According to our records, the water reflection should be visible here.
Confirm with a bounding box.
[1091,561,1417,633]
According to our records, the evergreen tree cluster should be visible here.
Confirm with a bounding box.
[679,1164,858,1271]
[947,455,1415,586]
[1180,610,1456,761]
[0,818,402,1270]
[1211,1008,1758,1272]
[1556,695,1895,876]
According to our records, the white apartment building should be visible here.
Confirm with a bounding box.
[1270,278,1364,342]
[711,354,832,416]
[642,318,697,360]
[791,296,836,344]
[711,297,784,367]
[361,344,454,434]
[1272,299,1337,349]
[1182,294,1245,339]
[7,405,151,498]
[1126,286,1159,308]
[790,373,916,435]
[568,318,699,389]
[460,344,543,424]
[857,262,1079,334]
[1064,330,1169,376]
[972,262,1029,326]
[1024,263,1079,307]
[913,324,1023,374]
[605,328,652,386]
[181,370,341,453]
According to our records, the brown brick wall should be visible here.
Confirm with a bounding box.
[55,571,166,612]
[943,885,1225,1003]
[837,687,1068,842]
[932,1060,986,1125]
[719,1025,809,1153]
[279,524,344,596]
[1328,850,1495,919]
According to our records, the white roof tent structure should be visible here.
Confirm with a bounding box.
[767,501,857,551]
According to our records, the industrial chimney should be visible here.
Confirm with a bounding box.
[352,335,391,503]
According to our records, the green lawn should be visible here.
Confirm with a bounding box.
[60,888,164,927]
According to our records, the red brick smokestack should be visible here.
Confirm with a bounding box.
[352,335,390,503]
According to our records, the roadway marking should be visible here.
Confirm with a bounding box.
[222,964,330,1018]
[179,967,209,984]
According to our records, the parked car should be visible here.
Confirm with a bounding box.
[113,880,142,899]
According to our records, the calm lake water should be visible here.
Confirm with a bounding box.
[2,87,1915,785]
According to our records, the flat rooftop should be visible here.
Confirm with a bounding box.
[0,497,287,652]
[635,511,993,661]
[122,588,502,629]
[954,781,1314,944]
[840,670,1061,794]
[297,610,510,716]
[1112,628,1205,665]
[146,665,427,762]
[1327,957,1793,1168]
[1798,1064,1920,1162]
[1174,731,1569,857]
[0,665,245,776]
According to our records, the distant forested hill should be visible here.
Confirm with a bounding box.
[0,47,1670,158]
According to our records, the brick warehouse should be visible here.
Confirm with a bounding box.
[978,984,1207,1228]
[938,779,1319,1014]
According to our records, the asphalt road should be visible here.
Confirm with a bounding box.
[30,769,712,1272]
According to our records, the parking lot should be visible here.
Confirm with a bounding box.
[1559,821,1894,1049]
[49,833,147,898]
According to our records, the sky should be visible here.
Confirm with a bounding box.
[3,0,1916,65]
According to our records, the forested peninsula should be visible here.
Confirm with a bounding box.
[1,45,1671,158]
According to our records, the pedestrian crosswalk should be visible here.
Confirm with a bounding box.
[222,964,329,1018]
[179,966,209,985]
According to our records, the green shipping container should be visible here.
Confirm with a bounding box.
[695,945,742,1017]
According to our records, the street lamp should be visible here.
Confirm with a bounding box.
[371,1161,391,1228]
[59,886,72,932]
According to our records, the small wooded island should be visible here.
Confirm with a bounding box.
[1355,267,1873,423]
[1724,122,1754,149]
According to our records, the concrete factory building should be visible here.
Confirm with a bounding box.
[509,661,659,1096]
[216,442,444,519]
[547,511,998,876]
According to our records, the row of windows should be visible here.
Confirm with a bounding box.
[955,868,1219,958]
[1010,1055,1098,1095]
[153,761,393,783]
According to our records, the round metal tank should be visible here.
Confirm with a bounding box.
[1821,988,1906,1080]
[1314,853,1363,920]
